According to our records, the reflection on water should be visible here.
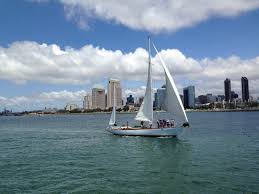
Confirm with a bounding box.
[104,135,192,193]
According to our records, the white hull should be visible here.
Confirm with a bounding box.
[106,126,183,137]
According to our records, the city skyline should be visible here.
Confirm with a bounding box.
[1,1,259,111]
[0,75,257,111]
[86,76,254,110]
[73,76,254,111]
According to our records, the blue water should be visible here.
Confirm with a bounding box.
[0,112,259,193]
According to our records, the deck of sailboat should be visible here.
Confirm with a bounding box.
[116,126,177,130]
[107,125,181,137]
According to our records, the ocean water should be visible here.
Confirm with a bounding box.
[0,112,259,193]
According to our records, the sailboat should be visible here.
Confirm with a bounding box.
[106,37,189,137]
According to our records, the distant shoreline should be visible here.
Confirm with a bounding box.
[186,108,259,112]
[1,108,259,117]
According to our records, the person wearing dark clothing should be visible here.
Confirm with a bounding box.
[159,120,162,128]
[141,121,144,128]
[163,119,166,128]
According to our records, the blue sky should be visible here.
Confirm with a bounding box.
[0,0,259,110]
[1,1,259,57]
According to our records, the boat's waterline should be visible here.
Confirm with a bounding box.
[106,126,184,137]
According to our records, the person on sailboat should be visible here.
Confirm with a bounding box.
[140,121,144,128]
[163,119,166,128]
[166,119,171,128]
[160,120,163,128]
[169,119,174,127]
[182,122,190,127]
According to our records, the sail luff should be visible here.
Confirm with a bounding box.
[109,84,116,125]
[152,43,188,124]
[135,37,153,123]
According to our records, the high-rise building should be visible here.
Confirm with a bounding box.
[224,78,231,102]
[92,86,105,109]
[217,95,225,102]
[65,103,79,111]
[107,79,122,108]
[83,94,92,110]
[241,77,249,102]
[156,87,166,110]
[153,92,158,108]
[180,94,184,104]
[231,91,238,99]
[138,96,144,106]
[183,86,195,109]
[154,92,159,108]
[105,93,107,108]
[126,95,134,105]
[207,93,217,103]
[198,95,207,104]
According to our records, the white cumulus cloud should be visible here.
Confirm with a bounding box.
[0,41,202,85]
[38,0,259,32]
[1,41,259,111]
[0,90,86,111]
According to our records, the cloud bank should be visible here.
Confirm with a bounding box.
[0,88,149,111]
[1,41,259,110]
[0,90,86,111]
[49,0,259,32]
[0,41,200,85]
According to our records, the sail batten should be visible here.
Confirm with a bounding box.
[135,37,153,123]
[152,42,188,125]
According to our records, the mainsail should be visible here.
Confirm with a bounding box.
[109,84,116,125]
[153,43,188,125]
[135,37,153,123]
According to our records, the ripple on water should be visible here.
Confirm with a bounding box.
[0,112,259,193]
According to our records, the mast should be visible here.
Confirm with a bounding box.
[148,36,151,77]
[135,36,153,123]
[109,83,116,125]
[148,36,153,123]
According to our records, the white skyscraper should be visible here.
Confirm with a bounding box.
[107,79,122,108]
[65,103,79,111]
[83,94,92,110]
[92,86,105,110]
